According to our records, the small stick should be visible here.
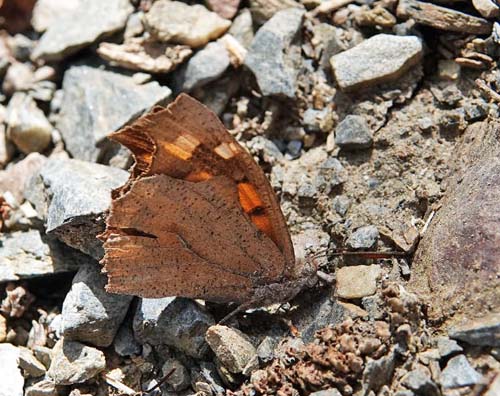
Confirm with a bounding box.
[330,251,408,259]
[145,368,176,393]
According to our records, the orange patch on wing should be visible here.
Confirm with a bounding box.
[250,212,274,239]
[185,170,213,182]
[238,183,264,214]
[162,134,200,160]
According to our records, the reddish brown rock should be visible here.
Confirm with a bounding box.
[409,121,500,327]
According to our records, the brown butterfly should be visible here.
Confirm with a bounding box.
[100,94,316,313]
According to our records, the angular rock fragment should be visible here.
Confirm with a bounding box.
[0,229,87,282]
[97,38,192,74]
[144,0,231,48]
[330,34,422,92]
[31,0,80,32]
[18,347,46,377]
[472,0,500,18]
[347,225,379,249]
[47,338,106,385]
[0,344,23,396]
[56,66,171,162]
[397,0,491,35]
[441,355,483,388]
[206,325,257,374]
[335,115,373,150]
[448,313,500,347]
[245,8,305,98]
[249,0,302,24]
[6,93,52,154]
[133,297,214,358]
[336,265,382,299]
[206,0,240,19]
[25,157,129,259]
[0,152,46,202]
[176,41,230,91]
[31,0,133,61]
[228,9,254,48]
[62,262,133,347]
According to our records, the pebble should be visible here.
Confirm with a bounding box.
[62,262,133,348]
[440,355,483,388]
[292,228,330,267]
[6,93,52,154]
[124,11,145,39]
[9,34,34,61]
[401,366,439,396]
[334,115,373,150]
[438,60,460,81]
[25,157,128,259]
[309,389,342,396]
[245,8,305,98]
[347,225,379,249]
[32,346,52,369]
[249,0,302,24]
[176,41,230,92]
[31,0,80,32]
[133,297,214,359]
[57,65,171,162]
[113,320,142,357]
[2,62,35,95]
[336,264,382,299]
[396,0,491,34]
[436,336,463,358]
[24,379,58,396]
[449,313,500,347]
[362,350,396,393]
[228,9,254,48]
[0,125,15,168]
[0,344,23,396]
[0,229,86,283]
[18,347,46,377]
[144,0,231,48]
[207,0,240,19]
[330,34,422,92]
[47,338,106,385]
[161,358,191,391]
[332,195,351,216]
[206,325,257,374]
[97,39,192,74]
[0,152,47,202]
[473,0,500,18]
[32,0,133,61]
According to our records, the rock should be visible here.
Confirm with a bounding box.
[0,344,23,396]
[0,315,6,342]
[133,297,214,359]
[330,34,422,92]
[18,347,46,377]
[436,336,463,358]
[309,389,342,396]
[409,121,500,326]
[195,70,240,116]
[0,153,46,202]
[332,195,351,216]
[0,229,86,282]
[113,320,141,357]
[334,115,373,150]
[97,38,192,74]
[0,125,15,168]
[144,0,231,48]
[176,41,230,92]
[32,0,133,61]
[25,379,58,396]
[206,325,257,374]
[249,0,302,24]
[32,346,52,369]
[397,0,491,34]
[2,62,35,95]
[244,8,305,98]
[6,93,52,154]
[292,228,330,267]
[441,355,483,388]
[355,6,397,29]
[31,0,80,32]
[473,0,500,18]
[336,265,382,299]
[62,262,133,348]
[206,0,240,19]
[25,157,129,259]
[47,338,106,385]
[448,313,500,347]
[161,358,191,391]
[401,367,439,396]
[347,225,379,249]
[8,34,34,61]
[56,66,171,162]
[438,60,460,81]
[484,374,500,396]
[228,9,254,48]
[362,350,396,393]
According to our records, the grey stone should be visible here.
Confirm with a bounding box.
[441,355,483,389]
[245,8,305,98]
[6,93,53,154]
[336,265,382,299]
[229,9,254,48]
[177,41,230,92]
[32,346,52,369]
[113,320,141,357]
[256,336,277,362]
[312,23,347,71]
[144,0,231,48]
[436,336,463,358]
[161,358,191,391]
[193,362,226,396]
[302,107,332,133]
[2,62,35,95]
[309,389,342,396]
[362,350,396,393]
[25,157,129,259]
[335,115,373,150]
[124,11,145,39]
[47,338,106,385]
[332,195,351,216]
[133,297,214,358]
[62,262,133,348]
[347,225,379,249]
[9,34,35,62]
[32,0,133,61]
[56,65,171,162]
[18,347,46,378]
[330,34,422,92]
[31,0,80,33]
[315,157,347,191]
[196,71,241,116]
[0,229,86,282]
[206,325,257,374]
[0,344,23,396]
[449,313,500,347]
[25,379,58,396]
[401,367,439,396]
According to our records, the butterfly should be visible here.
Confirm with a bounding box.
[100,94,317,313]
